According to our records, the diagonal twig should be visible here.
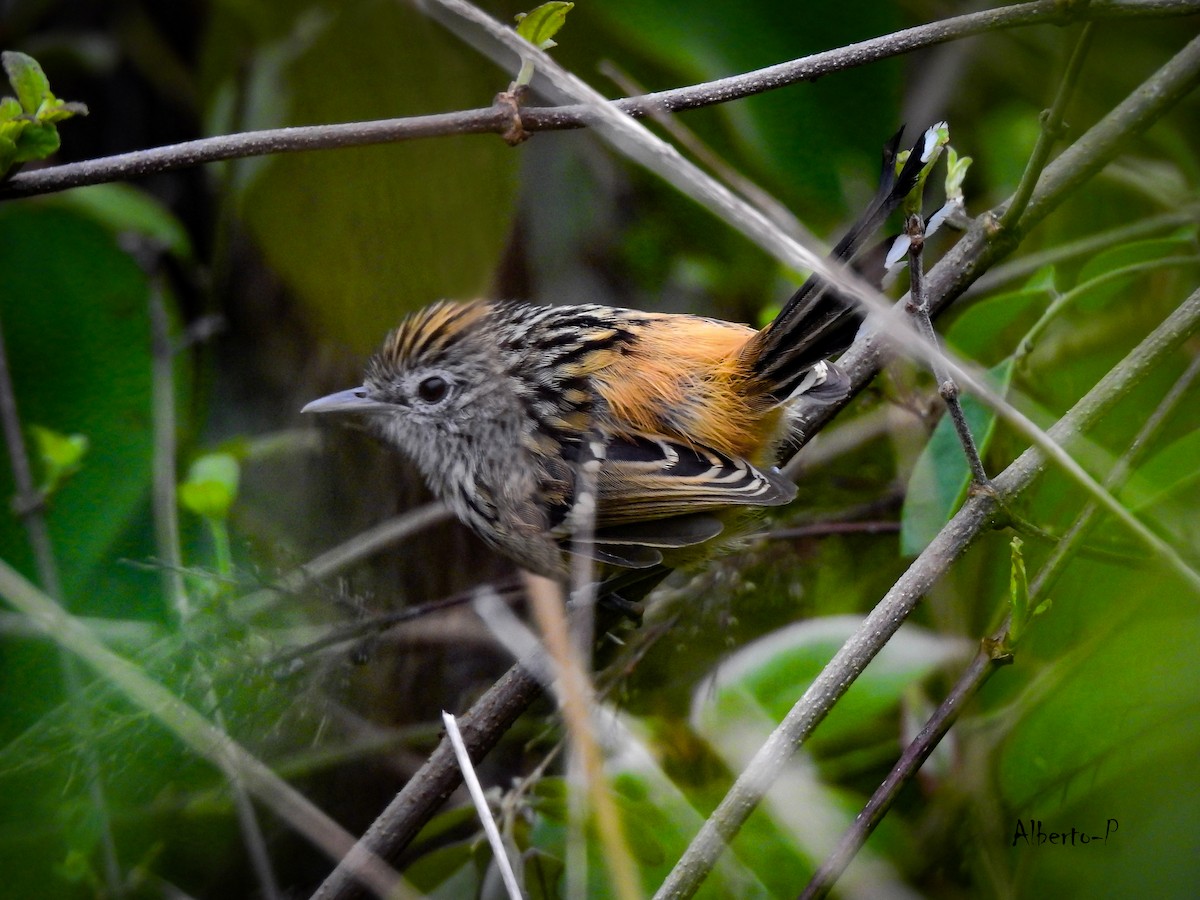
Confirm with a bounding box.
[798,348,1200,900]
[659,286,1200,899]
[0,1,1196,200]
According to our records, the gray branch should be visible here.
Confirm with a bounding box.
[1,0,1196,199]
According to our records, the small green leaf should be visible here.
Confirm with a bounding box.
[13,119,59,163]
[179,453,240,522]
[1008,536,1030,646]
[38,97,89,124]
[2,51,52,115]
[0,95,20,122]
[944,146,972,202]
[514,2,574,50]
[29,424,88,498]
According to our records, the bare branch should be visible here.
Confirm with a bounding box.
[904,214,991,487]
[0,558,410,900]
[798,349,1200,900]
[308,16,1200,900]
[1,0,1196,200]
[657,287,1200,899]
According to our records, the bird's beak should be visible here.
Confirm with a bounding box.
[301,387,390,415]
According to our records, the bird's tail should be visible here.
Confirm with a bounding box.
[742,129,928,401]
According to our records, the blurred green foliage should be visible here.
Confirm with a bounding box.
[0,1,1197,898]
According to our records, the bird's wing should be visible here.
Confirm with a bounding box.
[546,433,795,568]
[592,433,797,527]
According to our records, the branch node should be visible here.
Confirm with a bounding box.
[1052,0,1093,27]
[967,479,999,500]
[494,86,531,146]
[10,488,47,518]
[982,635,1015,664]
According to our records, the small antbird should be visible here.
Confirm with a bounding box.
[304,132,925,587]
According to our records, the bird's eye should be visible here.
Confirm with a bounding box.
[416,375,451,404]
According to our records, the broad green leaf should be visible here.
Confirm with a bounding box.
[53,184,194,259]
[586,0,902,217]
[1075,228,1198,293]
[901,359,1015,555]
[2,51,51,115]
[204,1,518,354]
[997,614,1200,810]
[945,268,1055,365]
[515,2,574,50]
[1117,427,1200,513]
[0,205,162,600]
[692,616,966,751]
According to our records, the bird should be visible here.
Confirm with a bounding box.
[304,131,926,595]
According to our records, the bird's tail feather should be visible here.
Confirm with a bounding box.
[745,128,928,400]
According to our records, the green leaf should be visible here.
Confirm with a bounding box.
[36,98,88,124]
[0,205,164,600]
[945,269,1055,365]
[207,1,518,354]
[0,95,20,122]
[1074,228,1199,293]
[12,119,58,163]
[515,2,574,50]
[52,184,194,260]
[29,425,89,498]
[1008,536,1030,646]
[692,616,965,751]
[997,614,1200,810]
[179,453,240,522]
[2,51,51,115]
[1117,427,1200,513]
[900,359,1015,555]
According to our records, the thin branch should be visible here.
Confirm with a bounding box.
[310,18,1200,900]
[1,1,1196,200]
[798,650,998,900]
[146,272,282,900]
[441,712,523,900]
[262,580,523,671]
[964,206,1200,299]
[905,214,991,487]
[767,520,901,540]
[431,0,1200,594]
[999,22,1096,230]
[0,557,410,900]
[656,287,1200,899]
[798,349,1200,899]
